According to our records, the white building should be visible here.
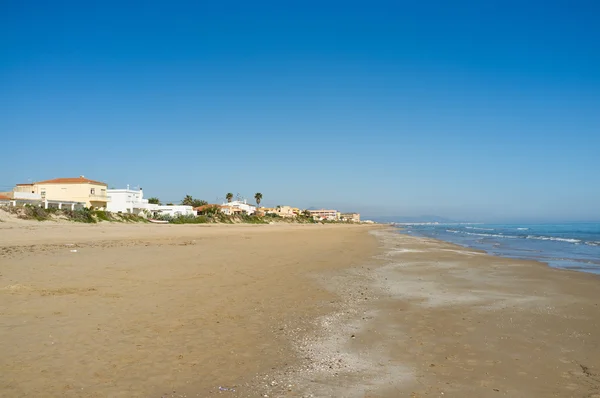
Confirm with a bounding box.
[146,204,195,218]
[307,209,339,221]
[106,187,148,215]
[107,187,195,218]
[221,199,256,215]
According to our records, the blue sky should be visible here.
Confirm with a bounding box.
[1,1,599,221]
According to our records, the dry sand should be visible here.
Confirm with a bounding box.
[1,219,599,397]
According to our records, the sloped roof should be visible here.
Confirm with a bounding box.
[0,194,11,200]
[35,177,107,186]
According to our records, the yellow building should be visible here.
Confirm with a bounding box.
[15,176,109,209]
[341,213,361,222]
[275,205,296,218]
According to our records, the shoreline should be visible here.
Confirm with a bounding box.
[394,224,600,276]
[278,227,600,397]
[396,226,600,278]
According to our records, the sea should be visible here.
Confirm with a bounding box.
[397,223,600,275]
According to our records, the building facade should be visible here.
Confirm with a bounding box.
[340,213,361,222]
[106,187,148,215]
[107,187,195,217]
[221,200,256,215]
[14,176,109,209]
[146,204,195,217]
[307,209,339,221]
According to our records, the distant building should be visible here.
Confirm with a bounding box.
[221,200,256,215]
[258,207,276,216]
[307,209,339,221]
[194,204,222,215]
[340,213,361,222]
[274,205,296,218]
[147,204,195,218]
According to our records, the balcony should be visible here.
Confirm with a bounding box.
[89,194,110,202]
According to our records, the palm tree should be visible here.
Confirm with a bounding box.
[254,192,263,208]
[182,195,194,206]
[226,193,233,203]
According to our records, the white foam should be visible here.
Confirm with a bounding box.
[446,229,520,239]
[526,235,581,244]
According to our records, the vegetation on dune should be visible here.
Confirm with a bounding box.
[240,214,267,224]
[93,210,111,221]
[1,205,150,223]
[157,214,209,224]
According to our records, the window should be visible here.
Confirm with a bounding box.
[91,188,95,194]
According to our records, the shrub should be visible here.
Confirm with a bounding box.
[240,214,267,224]
[64,208,96,223]
[21,205,50,221]
[157,214,209,224]
[92,210,112,222]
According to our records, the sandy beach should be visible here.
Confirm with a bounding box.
[1,220,599,397]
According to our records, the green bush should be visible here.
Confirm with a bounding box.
[158,214,209,224]
[64,208,97,223]
[92,210,112,221]
[240,214,267,224]
[22,205,50,221]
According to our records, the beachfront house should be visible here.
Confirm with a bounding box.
[106,186,148,215]
[11,176,108,209]
[147,204,195,218]
[107,186,195,218]
[340,213,361,223]
[221,199,256,215]
[307,209,339,221]
[258,207,275,216]
[274,205,296,218]
[194,204,222,215]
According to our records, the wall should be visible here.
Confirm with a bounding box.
[14,192,42,200]
[146,204,195,217]
[106,189,146,214]
[222,200,256,215]
[36,183,108,208]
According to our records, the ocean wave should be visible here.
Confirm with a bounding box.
[446,229,600,246]
[516,228,529,230]
[465,226,495,231]
[526,235,581,244]
[446,230,519,239]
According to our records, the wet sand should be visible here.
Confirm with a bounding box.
[285,229,600,398]
[1,221,599,397]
